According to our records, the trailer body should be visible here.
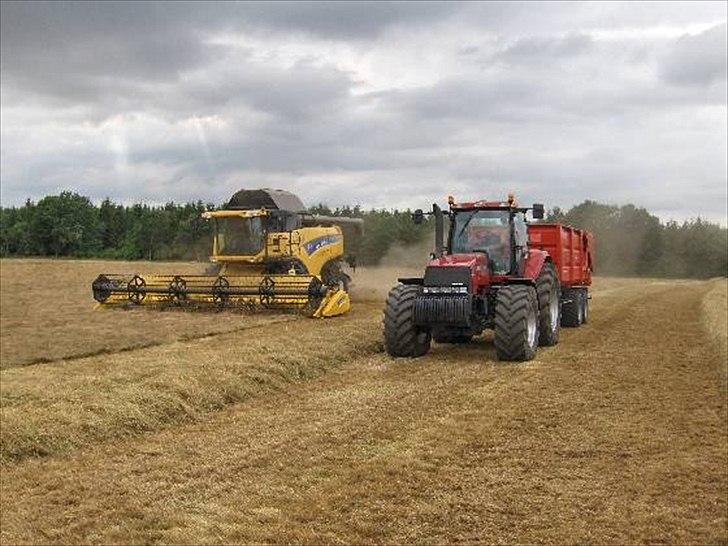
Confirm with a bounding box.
[527,223,594,287]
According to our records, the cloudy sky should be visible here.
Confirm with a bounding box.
[1,1,726,222]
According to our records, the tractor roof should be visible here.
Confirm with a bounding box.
[226,188,306,212]
[451,200,526,212]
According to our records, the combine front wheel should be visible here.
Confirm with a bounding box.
[494,285,539,361]
[384,285,431,357]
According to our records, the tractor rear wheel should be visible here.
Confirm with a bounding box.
[384,285,431,357]
[561,288,583,327]
[535,261,561,346]
[494,285,539,361]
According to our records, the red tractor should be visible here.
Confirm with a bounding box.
[384,194,594,361]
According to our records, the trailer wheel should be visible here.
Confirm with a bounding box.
[535,261,561,346]
[494,285,539,361]
[580,289,589,324]
[561,288,583,327]
[433,333,473,344]
[384,285,431,357]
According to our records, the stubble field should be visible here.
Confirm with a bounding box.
[0,258,726,544]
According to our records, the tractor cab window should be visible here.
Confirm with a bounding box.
[215,216,264,255]
[514,213,528,248]
[451,210,511,274]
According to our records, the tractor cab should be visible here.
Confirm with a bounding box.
[450,208,520,274]
[415,194,544,277]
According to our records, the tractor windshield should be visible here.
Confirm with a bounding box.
[215,216,265,255]
[451,210,511,273]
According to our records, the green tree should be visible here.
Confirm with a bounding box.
[29,192,100,256]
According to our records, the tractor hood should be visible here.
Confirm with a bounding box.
[424,253,492,291]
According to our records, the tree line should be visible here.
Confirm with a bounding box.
[547,201,727,279]
[0,191,725,278]
[0,192,430,265]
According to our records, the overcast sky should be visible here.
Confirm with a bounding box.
[1,1,726,222]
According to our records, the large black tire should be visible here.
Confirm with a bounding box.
[561,288,583,327]
[535,261,561,346]
[384,285,431,357]
[580,289,589,324]
[494,285,539,361]
[433,333,473,344]
[321,260,351,291]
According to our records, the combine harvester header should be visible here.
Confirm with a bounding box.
[92,189,363,318]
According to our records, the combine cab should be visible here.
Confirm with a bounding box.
[92,189,362,317]
[384,194,594,361]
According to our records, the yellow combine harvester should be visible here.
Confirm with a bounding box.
[91,189,362,317]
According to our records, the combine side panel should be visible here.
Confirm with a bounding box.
[527,223,594,287]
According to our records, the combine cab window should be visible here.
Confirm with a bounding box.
[451,210,511,274]
[215,217,264,255]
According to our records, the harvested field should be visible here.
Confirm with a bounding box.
[0,259,292,369]
[0,259,726,544]
[703,278,728,390]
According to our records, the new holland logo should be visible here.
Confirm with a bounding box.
[304,235,340,255]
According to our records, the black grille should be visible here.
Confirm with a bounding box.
[414,295,471,326]
[423,266,471,290]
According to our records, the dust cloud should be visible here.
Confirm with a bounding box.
[349,238,434,302]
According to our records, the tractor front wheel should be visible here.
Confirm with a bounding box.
[494,285,539,361]
[384,285,431,357]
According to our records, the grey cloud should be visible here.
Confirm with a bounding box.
[0,1,460,104]
[232,1,459,39]
[659,23,728,86]
[1,2,726,223]
[496,33,593,64]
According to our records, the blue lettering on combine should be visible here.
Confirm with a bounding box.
[304,235,340,255]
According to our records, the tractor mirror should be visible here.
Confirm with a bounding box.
[532,203,545,220]
[412,209,425,224]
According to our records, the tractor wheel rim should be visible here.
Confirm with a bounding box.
[527,311,537,348]
[549,291,559,332]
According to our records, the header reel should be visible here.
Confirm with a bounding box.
[92,272,333,315]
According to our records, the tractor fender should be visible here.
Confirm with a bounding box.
[523,249,550,281]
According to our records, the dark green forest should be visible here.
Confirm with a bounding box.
[0,192,726,278]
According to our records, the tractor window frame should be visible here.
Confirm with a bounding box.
[449,209,512,274]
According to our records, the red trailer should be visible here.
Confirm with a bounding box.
[384,195,595,362]
[527,223,594,287]
[527,223,594,328]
